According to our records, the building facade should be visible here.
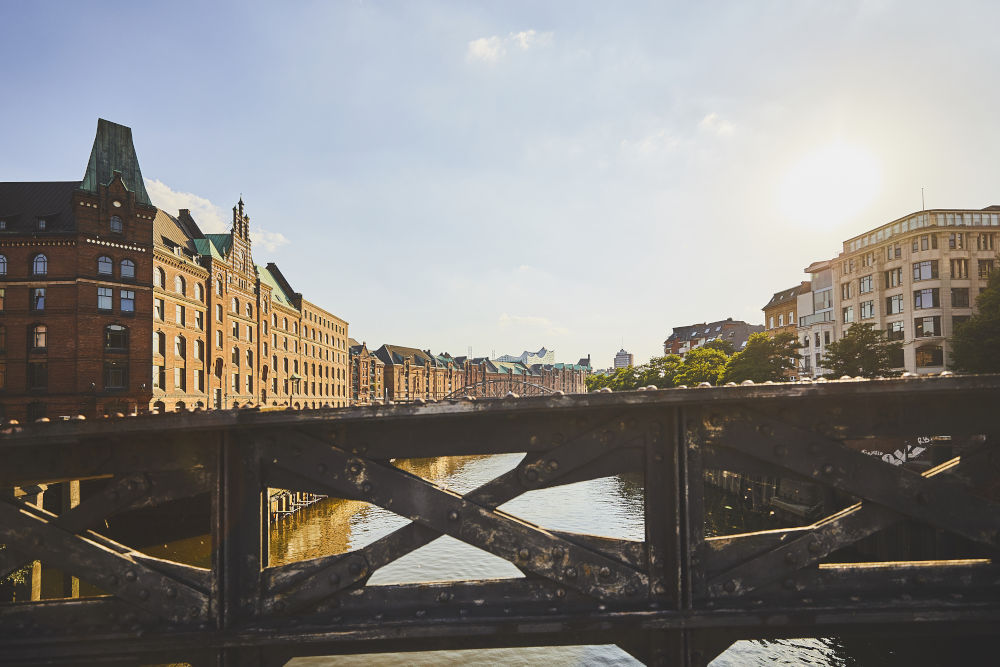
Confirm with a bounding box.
[799,207,1000,376]
[0,119,350,421]
[663,318,764,358]
[496,347,556,365]
[763,282,809,337]
[613,349,634,368]
[348,339,385,405]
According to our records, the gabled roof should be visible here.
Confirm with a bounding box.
[192,237,225,261]
[153,209,204,253]
[257,263,297,308]
[0,181,78,234]
[79,119,151,207]
[763,282,809,311]
[203,233,233,257]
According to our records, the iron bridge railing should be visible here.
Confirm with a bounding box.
[0,374,998,666]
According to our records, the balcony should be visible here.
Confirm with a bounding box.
[799,311,834,327]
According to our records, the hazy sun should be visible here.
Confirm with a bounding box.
[778,141,882,227]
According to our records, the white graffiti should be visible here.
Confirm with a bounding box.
[861,442,928,466]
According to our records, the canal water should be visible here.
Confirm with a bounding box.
[259,454,974,666]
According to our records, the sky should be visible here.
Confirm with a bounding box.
[2,1,999,368]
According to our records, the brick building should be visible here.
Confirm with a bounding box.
[348,339,385,405]
[663,318,764,358]
[762,282,810,337]
[0,119,349,421]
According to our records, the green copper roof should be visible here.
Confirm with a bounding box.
[203,234,234,257]
[79,119,152,206]
[257,264,296,308]
[192,237,225,261]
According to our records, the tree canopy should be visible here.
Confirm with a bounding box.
[585,355,683,392]
[821,323,902,379]
[673,347,730,386]
[951,270,1000,373]
[721,331,800,384]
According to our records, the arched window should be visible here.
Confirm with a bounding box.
[232,297,239,312]
[195,339,204,361]
[271,313,277,327]
[283,317,288,330]
[104,325,128,350]
[246,303,253,318]
[175,335,186,360]
[194,283,204,301]
[153,401,166,414]
[175,275,186,296]
[31,324,47,350]
[33,254,47,276]
[232,346,239,365]
[120,258,135,279]
[0,254,7,276]
[110,215,123,234]
[97,256,113,275]
[154,331,165,355]
[155,267,165,288]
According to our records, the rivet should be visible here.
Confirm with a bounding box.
[547,459,559,471]
[564,566,577,579]
[555,588,566,598]
[124,570,137,582]
[166,587,177,598]
[525,469,539,482]
[724,580,737,593]
[518,548,530,560]
[552,547,564,559]
[447,510,460,521]
[349,463,361,475]
[599,566,611,578]
[653,583,667,595]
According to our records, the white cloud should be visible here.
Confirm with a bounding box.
[621,128,679,155]
[467,36,505,63]
[698,112,735,137]
[467,30,553,63]
[146,178,290,252]
[251,227,290,252]
[145,178,228,233]
[498,312,569,337]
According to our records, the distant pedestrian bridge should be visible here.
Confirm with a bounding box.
[443,378,561,399]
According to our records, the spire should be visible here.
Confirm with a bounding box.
[79,119,152,206]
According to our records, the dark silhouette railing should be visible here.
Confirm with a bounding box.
[1,375,998,666]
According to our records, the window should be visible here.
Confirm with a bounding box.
[33,254,47,276]
[859,275,873,294]
[155,298,164,320]
[272,313,277,327]
[842,306,854,324]
[913,288,939,309]
[283,336,288,351]
[777,314,783,327]
[976,233,995,251]
[120,258,135,279]
[216,304,223,322]
[31,288,45,311]
[951,259,968,279]
[153,364,165,389]
[98,256,113,275]
[97,287,113,310]
[27,361,47,389]
[915,345,943,367]
[110,215,123,234]
[887,321,904,341]
[195,310,204,330]
[979,259,995,279]
[121,289,135,312]
[175,275,186,296]
[283,357,289,373]
[175,335,186,359]
[247,325,253,342]
[194,283,203,301]
[246,349,253,367]
[246,376,253,393]
[841,282,853,300]
[104,325,128,350]
[215,330,223,348]
[232,321,239,338]
[246,303,253,318]
[155,268,165,288]
[174,367,186,391]
[824,331,831,345]
[912,260,938,281]
[860,300,874,319]
[232,347,240,365]
[195,369,205,392]
[232,373,240,392]
[104,361,128,389]
[154,331,165,355]
[215,280,223,297]
[282,317,288,330]
[949,232,965,250]
[883,267,901,289]
[36,218,46,231]
[232,297,239,312]
[195,338,205,361]
[176,304,185,326]
[914,316,941,337]
[886,294,904,314]
[952,287,970,308]
[31,325,47,350]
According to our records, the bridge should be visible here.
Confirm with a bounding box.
[443,378,560,399]
[1,375,998,666]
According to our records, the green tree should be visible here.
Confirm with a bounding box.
[674,347,729,386]
[703,338,736,356]
[721,332,800,384]
[609,365,641,391]
[951,270,1000,372]
[821,323,902,379]
[636,355,683,388]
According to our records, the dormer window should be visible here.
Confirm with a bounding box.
[110,215,123,234]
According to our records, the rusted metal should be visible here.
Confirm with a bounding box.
[0,375,998,666]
